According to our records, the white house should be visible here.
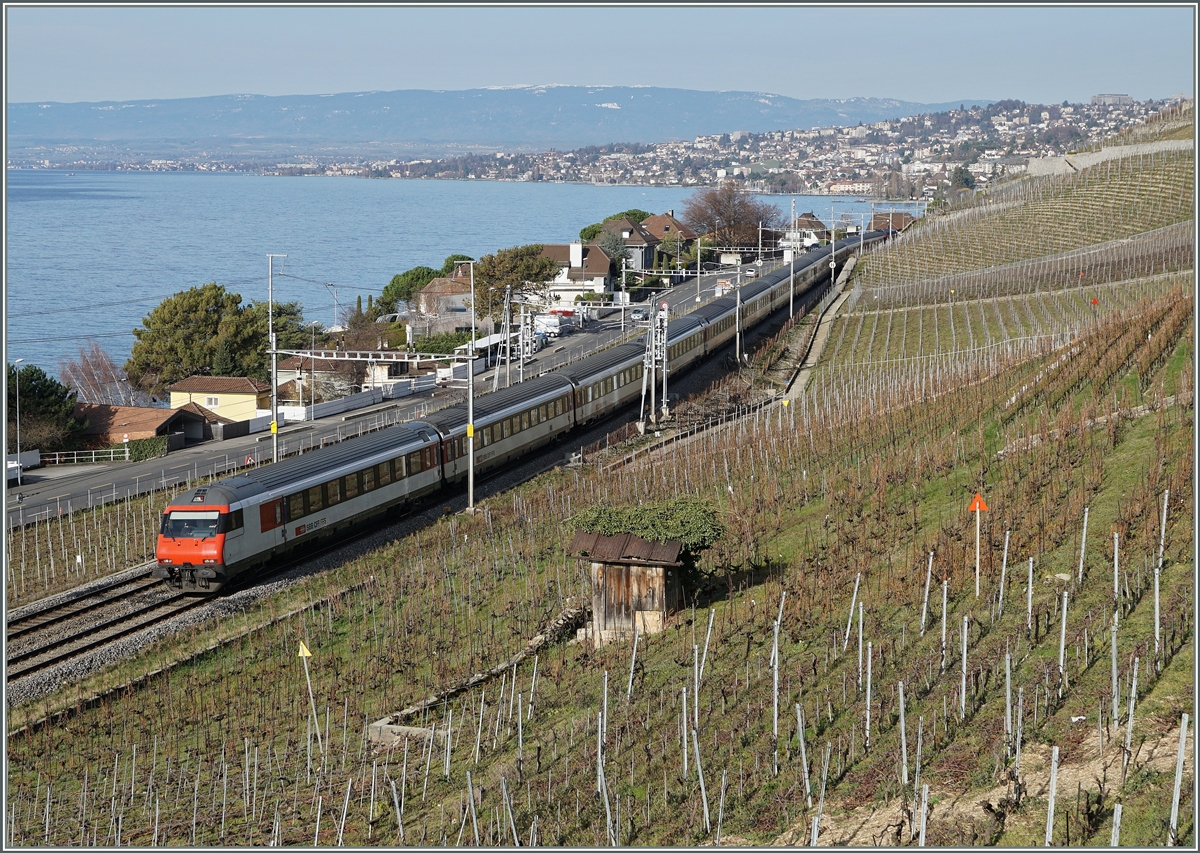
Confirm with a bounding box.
[539,242,612,303]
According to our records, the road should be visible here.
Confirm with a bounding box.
[4,257,799,527]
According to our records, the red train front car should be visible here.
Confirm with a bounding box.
[154,486,238,591]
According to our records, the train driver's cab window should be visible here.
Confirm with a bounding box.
[161,509,220,539]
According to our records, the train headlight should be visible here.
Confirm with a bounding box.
[203,559,217,564]
[158,559,173,565]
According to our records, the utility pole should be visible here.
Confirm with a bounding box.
[829,202,836,293]
[466,260,477,512]
[659,302,670,420]
[789,198,796,318]
[267,254,287,463]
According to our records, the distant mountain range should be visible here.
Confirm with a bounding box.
[8,85,993,159]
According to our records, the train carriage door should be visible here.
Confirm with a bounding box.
[260,499,284,532]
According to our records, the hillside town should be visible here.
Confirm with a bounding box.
[15,95,1185,199]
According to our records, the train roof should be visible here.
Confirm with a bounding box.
[555,342,646,385]
[416,373,575,435]
[690,298,738,323]
[175,422,437,506]
[666,315,704,343]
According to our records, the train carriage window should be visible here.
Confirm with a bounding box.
[539,403,547,422]
[408,450,422,473]
[424,447,436,469]
[362,467,375,492]
[394,456,406,479]
[379,459,392,486]
[287,492,306,520]
[307,485,324,512]
[521,412,530,431]
[223,508,244,533]
[343,472,359,500]
[501,419,510,439]
[327,479,341,505]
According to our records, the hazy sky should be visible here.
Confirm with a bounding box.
[5,5,1195,105]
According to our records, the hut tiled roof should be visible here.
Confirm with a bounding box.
[569,531,683,566]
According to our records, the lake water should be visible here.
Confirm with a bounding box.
[5,170,889,377]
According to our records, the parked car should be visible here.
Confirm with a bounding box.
[629,307,649,322]
[744,267,757,278]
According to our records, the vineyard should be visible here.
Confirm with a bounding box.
[3,108,1193,847]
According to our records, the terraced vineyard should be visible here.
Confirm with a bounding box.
[3,108,1193,848]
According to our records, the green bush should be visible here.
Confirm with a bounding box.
[570,497,724,552]
[106,434,168,462]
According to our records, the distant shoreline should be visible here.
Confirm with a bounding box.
[5,166,929,201]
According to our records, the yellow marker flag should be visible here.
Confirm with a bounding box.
[298,640,312,658]
[270,420,278,434]
[466,423,474,438]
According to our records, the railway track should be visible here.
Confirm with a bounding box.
[6,576,216,683]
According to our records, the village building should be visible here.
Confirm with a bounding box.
[166,376,271,422]
[539,242,613,303]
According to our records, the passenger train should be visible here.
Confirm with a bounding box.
[155,232,890,591]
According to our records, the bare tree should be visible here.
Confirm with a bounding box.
[682,181,781,249]
[59,341,153,407]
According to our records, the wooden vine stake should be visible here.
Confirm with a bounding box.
[941,580,949,674]
[691,729,711,833]
[844,573,861,653]
[960,616,968,719]
[1077,507,1089,585]
[810,742,832,846]
[1168,713,1189,846]
[1045,745,1059,847]
[796,704,812,808]
[1110,625,1120,731]
[1026,558,1034,638]
[921,551,933,637]
[1122,657,1139,782]
[1057,591,1069,699]
[899,681,909,785]
[918,783,929,847]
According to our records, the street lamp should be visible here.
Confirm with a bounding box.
[12,358,24,486]
[308,320,322,418]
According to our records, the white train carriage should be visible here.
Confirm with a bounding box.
[416,374,576,483]
[556,343,646,425]
[665,316,708,374]
[155,423,443,591]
